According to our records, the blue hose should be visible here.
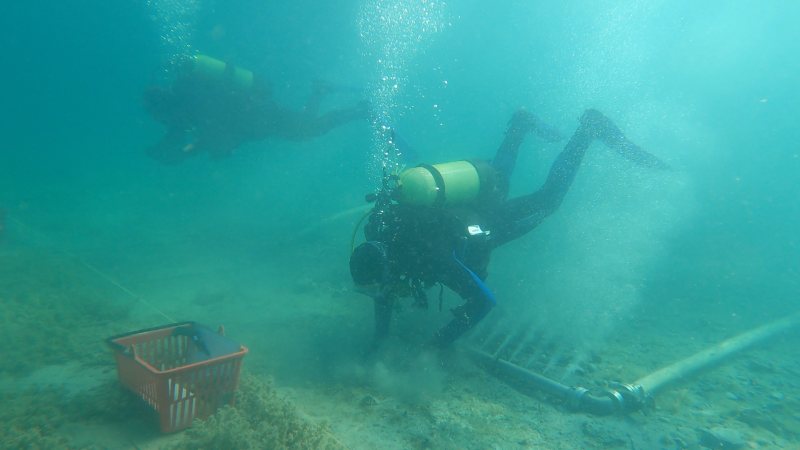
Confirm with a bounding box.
[452,251,497,306]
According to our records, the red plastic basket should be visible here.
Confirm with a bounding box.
[106,322,248,432]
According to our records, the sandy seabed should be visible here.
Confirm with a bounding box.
[1,241,798,450]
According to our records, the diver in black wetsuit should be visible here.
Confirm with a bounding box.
[349,108,668,348]
[143,54,369,164]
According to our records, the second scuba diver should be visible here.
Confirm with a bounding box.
[143,54,369,164]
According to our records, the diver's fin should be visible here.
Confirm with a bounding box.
[581,109,669,170]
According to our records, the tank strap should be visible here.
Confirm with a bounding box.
[418,164,447,206]
[467,159,498,203]
[223,61,236,78]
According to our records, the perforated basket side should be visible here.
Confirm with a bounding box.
[107,322,248,433]
[158,353,247,432]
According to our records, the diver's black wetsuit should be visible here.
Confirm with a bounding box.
[363,109,667,347]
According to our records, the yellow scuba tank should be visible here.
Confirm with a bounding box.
[189,54,255,90]
[395,160,494,207]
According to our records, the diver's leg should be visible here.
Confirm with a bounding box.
[429,258,496,348]
[490,110,537,199]
[430,295,494,348]
[492,109,666,246]
[302,80,340,116]
[287,101,369,139]
[491,110,563,200]
[490,110,599,246]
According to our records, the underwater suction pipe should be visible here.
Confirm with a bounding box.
[466,347,625,415]
[632,310,800,398]
[467,310,800,415]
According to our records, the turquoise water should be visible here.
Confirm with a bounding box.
[1,1,798,448]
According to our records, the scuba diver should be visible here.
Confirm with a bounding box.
[143,54,369,164]
[349,108,669,348]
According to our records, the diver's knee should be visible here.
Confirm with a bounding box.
[580,108,605,129]
[580,108,625,143]
[508,108,537,132]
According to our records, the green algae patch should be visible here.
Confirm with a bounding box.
[0,387,73,449]
[0,378,155,449]
[0,247,130,376]
[172,373,347,450]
